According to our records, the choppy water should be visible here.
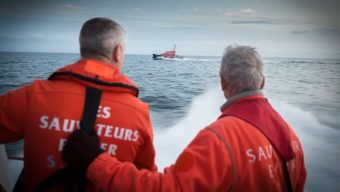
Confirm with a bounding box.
[1,52,340,191]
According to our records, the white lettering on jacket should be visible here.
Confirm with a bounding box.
[246,149,256,163]
[49,117,61,131]
[245,141,299,180]
[268,163,280,178]
[133,131,139,142]
[58,138,67,151]
[100,143,117,155]
[39,115,139,142]
[58,139,117,155]
[39,115,49,128]
[47,155,56,168]
[97,106,111,119]
[246,145,273,163]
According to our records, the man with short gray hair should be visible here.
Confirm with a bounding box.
[63,45,307,192]
[0,17,157,191]
[220,45,264,98]
[80,18,125,65]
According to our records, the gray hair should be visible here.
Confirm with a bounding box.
[220,45,264,95]
[79,17,125,60]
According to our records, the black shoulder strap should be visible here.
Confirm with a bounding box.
[282,159,293,192]
[33,86,102,192]
[80,87,102,135]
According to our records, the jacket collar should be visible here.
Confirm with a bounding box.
[220,90,264,112]
[219,89,295,161]
[49,59,139,97]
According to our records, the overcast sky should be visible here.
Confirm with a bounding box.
[0,0,339,58]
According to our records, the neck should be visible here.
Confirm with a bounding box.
[82,57,121,68]
[99,57,114,65]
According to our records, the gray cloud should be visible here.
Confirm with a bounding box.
[290,30,310,34]
[290,27,340,36]
[133,7,144,11]
[240,8,258,14]
[231,19,273,25]
[315,27,340,35]
[0,32,76,42]
[64,4,84,10]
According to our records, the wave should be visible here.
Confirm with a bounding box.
[180,58,220,62]
[154,87,340,191]
[268,97,340,191]
[154,88,223,169]
[156,57,220,62]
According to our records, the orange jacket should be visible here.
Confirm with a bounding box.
[0,59,157,191]
[86,91,306,192]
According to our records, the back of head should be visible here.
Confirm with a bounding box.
[220,45,265,96]
[79,17,124,61]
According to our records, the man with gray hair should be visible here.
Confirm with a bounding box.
[63,45,307,192]
[0,17,157,191]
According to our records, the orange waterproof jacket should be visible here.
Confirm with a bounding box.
[86,91,306,192]
[0,59,157,191]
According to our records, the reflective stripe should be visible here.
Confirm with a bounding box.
[206,127,237,192]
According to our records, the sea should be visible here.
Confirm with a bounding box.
[0,52,340,191]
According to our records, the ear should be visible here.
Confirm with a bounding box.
[220,75,230,98]
[220,75,227,91]
[260,76,265,89]
[112,44,123,63]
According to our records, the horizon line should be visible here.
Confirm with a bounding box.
[0,50,339,60]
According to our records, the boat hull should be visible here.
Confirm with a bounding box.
[152,54,183,60]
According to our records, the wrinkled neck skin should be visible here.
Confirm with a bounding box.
[82,56,122,71]
[81,44,125,70]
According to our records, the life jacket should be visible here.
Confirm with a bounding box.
[206,93,305,191]
[220,95,295,161]
[7,59,156,191]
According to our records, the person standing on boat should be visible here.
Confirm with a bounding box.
[62,45,307,192]
[0,17,157,191]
